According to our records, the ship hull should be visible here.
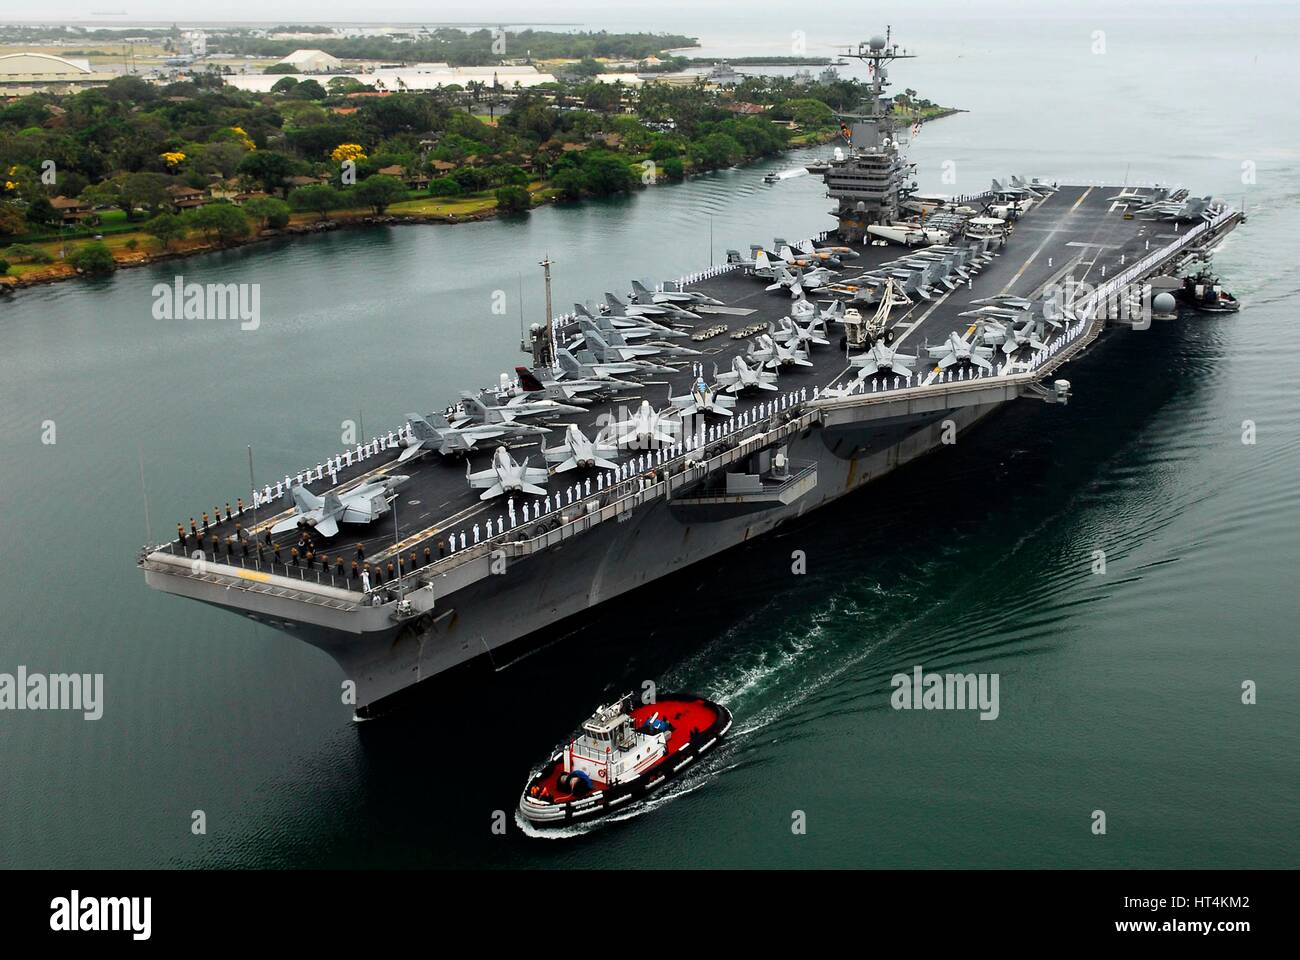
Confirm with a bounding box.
[281,399,1004,715]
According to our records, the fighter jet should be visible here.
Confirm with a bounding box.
[982,319,1046,356]
[271,474,409,537]
[575,321,700,362]
[928,332,995,371]
[668,378,736,418]
[455,393,585,427]
[850,342,918,380]
[767,264,835,295]
[774,240,842,268]
[605,291,697,322]
[575,302,689,340]
[749,334,813,371]
[555,347,657,385]
[1010,175,1053,198]
[543,424,621,473]
[1139,196,1216,223]
[970,295,1034,310]
[1107,186,1178,209]
[958,304,1032,322]
[773,313,830,351]
[574,320,663,359]
[395,413,513,462]
[466,447,549,500]
[797,238,858,261]
[513,366,633,401]
[629,280,723,308]
[609,400,678,448]
[573,337,677,375]
[715,355,779,394]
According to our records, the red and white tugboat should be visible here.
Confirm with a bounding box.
[518,693,732,827]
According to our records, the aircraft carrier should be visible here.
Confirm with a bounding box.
[138,32,1245,717]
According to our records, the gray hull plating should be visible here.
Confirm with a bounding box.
[320,401,999,712]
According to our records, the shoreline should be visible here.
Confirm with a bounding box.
[0,115,962,296]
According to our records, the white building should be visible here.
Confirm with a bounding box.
[225,63,571,93]
[0,52,108,94]
[275,49,344,74]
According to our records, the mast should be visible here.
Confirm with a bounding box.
[824,27,918,242]
[538,255,556,368]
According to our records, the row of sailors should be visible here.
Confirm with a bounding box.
[174,385,817,584]
[436,386,814,557]
[251,428,413,508]
[180,531,448,590]
[180,384,813,546]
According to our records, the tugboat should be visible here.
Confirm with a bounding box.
[1175,266,1240,314]
[518,693,732,827]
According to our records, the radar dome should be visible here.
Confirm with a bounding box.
[1153,292,1177,314]
[869,36,886,50]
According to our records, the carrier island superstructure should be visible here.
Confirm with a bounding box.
[138,31,1245,716]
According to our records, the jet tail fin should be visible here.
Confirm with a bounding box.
[407,414,439,442]
[515,366,547,393]
[290,484,323,514]
[556,349,581,375]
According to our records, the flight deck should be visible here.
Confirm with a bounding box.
[148,185,1241,601]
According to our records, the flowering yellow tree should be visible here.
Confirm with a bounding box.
[229,126,256,150]
[330,143,366,164]
[161,151,186,168]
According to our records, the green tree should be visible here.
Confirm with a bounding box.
[288,183,343,220]
[182,203,251,244]
[289,79,327,100]
[353,175,407,215]
[451,167,489,193]
[649,138,683,161]
[690,132,744,170]
[242,196,291,229]
[270,76,300,94]
[494,185,530,214]
[143,212,187,249]
[237,150,298,196]
[0,203,28,240]
[552,166,586,201]
[662,157,685,181]
[3,243,52,264]
[67,241,116,274]
[0,257,10,275]
[582,153,636,196]
[428,177,462,197]
[25,197,59,228]
[121,172,172,219]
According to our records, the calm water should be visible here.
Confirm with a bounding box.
[1,6,1297,868]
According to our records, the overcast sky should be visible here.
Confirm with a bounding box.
[7,0,1295,32]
